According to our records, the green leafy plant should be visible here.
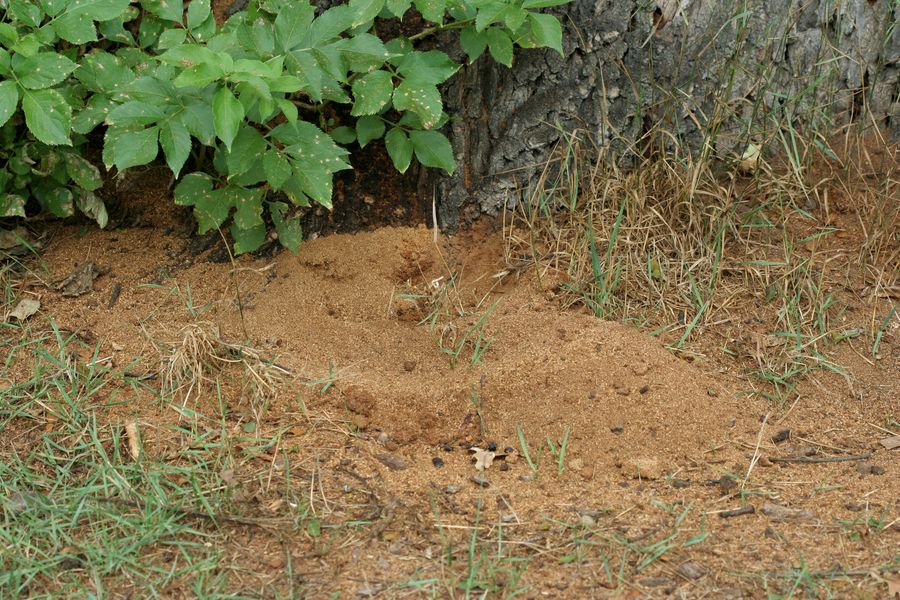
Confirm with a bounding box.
[1,0,570,253]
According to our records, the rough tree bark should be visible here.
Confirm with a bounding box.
[434,0,899,230]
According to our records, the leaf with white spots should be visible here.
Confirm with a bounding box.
[14,52,78,90]
[0,81,18,129]
[486,28,514,67]
[22,88,72,146]
[351,70,393,116]
[263,149,292,190]
[142,0,184,22]
[225,125,267,178]
[76,52,135,93]
[159,117,191,176]
[528,12,563,56]
[397,50,459,85]
[76,190,108,228]
[269,201,302,252]
[392,79,443,130]
[104,126,159,171]
[64,153,103,191]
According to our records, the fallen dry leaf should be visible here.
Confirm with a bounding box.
[880,435,900,450]
[885,574,900,598]
[54,262,102,297]
[8,298,40,322]
[124,420,141,460]
[470,447,496,471]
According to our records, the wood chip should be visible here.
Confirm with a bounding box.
[880,435,900,450]
[124,420,141,460]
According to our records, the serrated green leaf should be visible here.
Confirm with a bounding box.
[337,33,391,73]
[410,129,455,174]
[9,0,43,28]
[226,125,266,178]
[385,0,411,17]
[276,98,298,123]
[274,4,315,51]
[263,150,292,190]
[392,80,443,129]
[286,51,325,101]
[303,6,354,46]
[105,127,159,171]
[194,189,232,234]
[355,115,385,147]
[22,89,72,146]
[0,81,18,128]
[475,2,508,32]
[159,118,191,176]
[504,7,529,32]
[184,99,216,145]
[106,100,165,127]
[528,13,563,55]
[330,126,356,144]
[187,0,211,29]
[397,50,459,85]
[76,190,108,228]
[459,26,488,63]
[237,18,275,55]
[14,53,78,90]
[231,222,266,254]
[142,0,183,22]
[173,62,226,88]
[413,0,445,23]
[62,0,131,20]
[157,28,187,49]
[385,127,412,173]
[485,28,513,67]
[232,187,264,230]
[213,87,243,151]
[53,12,98,44]
[269,201,302,251]
[351,70,393,116]
[76,52,135,93]
[64,153,103,191]
[350,0,385,27]
[174,172,214,206]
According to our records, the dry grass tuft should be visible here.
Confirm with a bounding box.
[505,122,897,403]
[152,320,287,414]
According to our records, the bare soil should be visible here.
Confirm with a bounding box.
[4,182,899,598]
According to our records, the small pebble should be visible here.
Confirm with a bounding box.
[610,425,624,434]
[501,514,517,523]
[676,561,705,580]
[441,444,453,452]
[444,485,461,494]
[639,385,650,394]
[432,457,444,468]
[579,514,595,528]
[504,446,514,454]
[761,502,815,521]
[856,462,885,476]
[375,453,408,471]
[471,475,490,488]
[377,432,390,443]
[486,442,497,452]
[499,462,509,471]
[518,474,535,482]
[771,429,791,444]
[403,360,416,372]
[671,478,690,489]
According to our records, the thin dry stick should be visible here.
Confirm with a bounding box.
[769,453,872,464]
[742,412,769,490]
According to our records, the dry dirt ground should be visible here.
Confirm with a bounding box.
[2,172,897,599]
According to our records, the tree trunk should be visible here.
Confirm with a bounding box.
[434,0,899,230]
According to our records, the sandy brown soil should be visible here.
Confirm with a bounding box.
[4,190,898,597]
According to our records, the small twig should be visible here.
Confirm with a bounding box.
[769,453,872,464]
[718,506,755,518]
